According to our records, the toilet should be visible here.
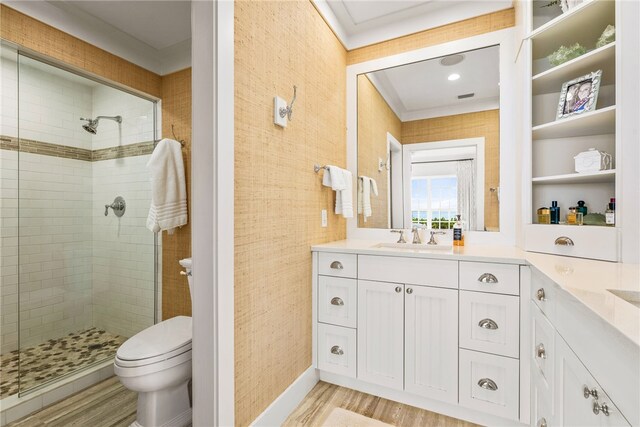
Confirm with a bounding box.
[114,258,193,427]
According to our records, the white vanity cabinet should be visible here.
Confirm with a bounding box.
[404,285,458,403]
[530,269,635,427]
[554,336,630,427]
[313,250,529,426]
[357,279,404,389]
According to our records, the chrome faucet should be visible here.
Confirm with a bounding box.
[391,229,407,243]
[427,230,446,245]
[411,226,424,244]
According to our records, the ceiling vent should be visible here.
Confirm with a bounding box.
[457,93,475,99]
[440,54,465,66]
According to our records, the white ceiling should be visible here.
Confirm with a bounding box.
[64,1,191,50]
[315,0,513,49]
[367,45,500,121]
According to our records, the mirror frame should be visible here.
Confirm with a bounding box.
[346,28,518,245]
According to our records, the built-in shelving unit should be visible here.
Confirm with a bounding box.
[531,105,615,139]
[532,169,615,185]
[526,0,618,261]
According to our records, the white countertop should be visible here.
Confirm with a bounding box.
[312,240,640,347]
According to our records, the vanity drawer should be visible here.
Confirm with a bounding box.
[460,291,519,358]
[358,255,457,289]
[459,261,520,296]
[318,252,357,278]
[532,302,555,388]
[459,349,520,421]
[317,323,356,378]
[318,276,357,328]
[531,268,556,323]
[525,224,618,262]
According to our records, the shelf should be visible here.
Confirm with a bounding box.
[532,169,615,185]
[532,106,615,140]
[529,0,615,59]
[532,42,615,95]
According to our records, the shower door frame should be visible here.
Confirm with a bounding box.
[10,44,160,397]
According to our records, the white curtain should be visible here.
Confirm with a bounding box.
[457,160,476,231]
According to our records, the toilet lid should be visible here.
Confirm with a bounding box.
[117,316,192,361]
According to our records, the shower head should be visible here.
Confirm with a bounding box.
[80,115,122,134]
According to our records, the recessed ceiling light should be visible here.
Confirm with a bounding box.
[448,73,460,81]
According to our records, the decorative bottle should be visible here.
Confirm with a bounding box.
[606,198,615,226]
[550,201,560,224]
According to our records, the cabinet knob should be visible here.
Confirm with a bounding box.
[536,288,546,301]
[406,288,413,294]
[330,297,344,306]
[330,345,344,356]
[478,318,499,330]
[536,343,547,359]
[583,386,599,400]
[537,418,547,427]
[554,236,575,246]
[477,378,498,391]
[593,401,611,416]
[330,261,344,270]
[395,286,402,293]
[477,273,498,284]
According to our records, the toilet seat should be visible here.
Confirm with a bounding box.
[116,316,192,368]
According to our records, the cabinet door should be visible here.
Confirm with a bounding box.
[357,280,404,390]
[555,334,630,427]
[405,285,458,403]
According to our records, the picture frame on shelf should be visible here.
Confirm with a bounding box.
[556,70,602,119]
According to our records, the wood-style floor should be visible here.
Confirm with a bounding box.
[283,381,480,427]
[7,377,136,427]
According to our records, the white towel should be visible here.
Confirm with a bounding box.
[357,176,378,222]
[321,165,353,218]
[146,138,188,234]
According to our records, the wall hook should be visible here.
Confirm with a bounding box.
[279,85,297,121]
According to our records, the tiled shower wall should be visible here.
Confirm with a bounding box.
[0,56,157,353]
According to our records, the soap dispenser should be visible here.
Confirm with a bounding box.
[453,215,464,247]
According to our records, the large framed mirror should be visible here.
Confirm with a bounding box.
[346,30,517,243]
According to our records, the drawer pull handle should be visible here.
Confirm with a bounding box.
[554,236,575,246]
[330,297,344,306]
[330,261,344,270]
[536,288,546,302]
[395,286,402,293]
[330,345,344,356]
[478,273,498,284]
[537,418,547,427]
[536,343,547,359]
[477,378,498,391]
[583,386,599,400]
[478,318,499,330]
[593,401,611,416]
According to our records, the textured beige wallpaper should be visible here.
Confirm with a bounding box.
[357,75,402,228]
[234,1,347,424]
[346,8,515,65]
[402,110,501,231]
[0,5,162,98]
[161,68,193,320]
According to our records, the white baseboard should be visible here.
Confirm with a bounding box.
[250,366,319,427]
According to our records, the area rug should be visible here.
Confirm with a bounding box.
[321,407,394,427]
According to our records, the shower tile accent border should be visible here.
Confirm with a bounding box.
[0,136,154,162]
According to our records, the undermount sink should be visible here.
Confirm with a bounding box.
[374,242,453,251]
[607,289,640,308]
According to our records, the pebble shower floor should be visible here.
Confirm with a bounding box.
[0,328,124,399]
